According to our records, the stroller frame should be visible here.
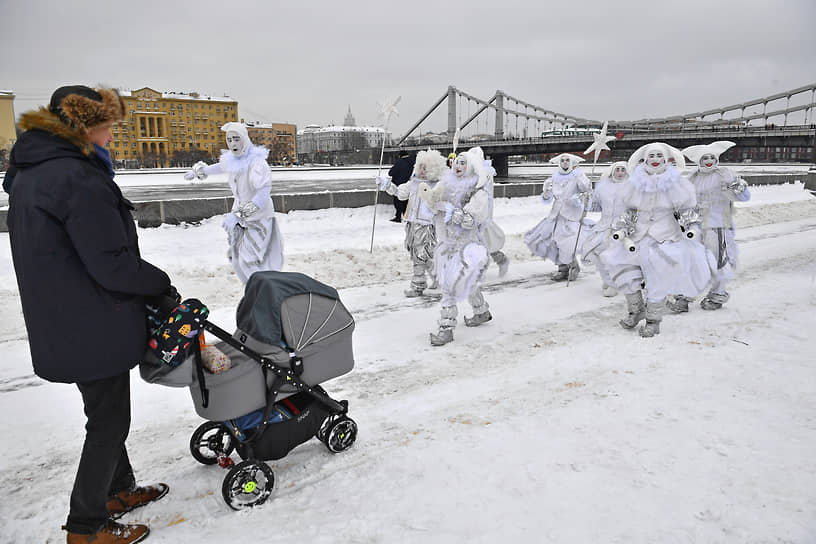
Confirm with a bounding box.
[189,319,357,510]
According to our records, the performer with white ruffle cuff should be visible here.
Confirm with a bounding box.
[185,122,283,283]
[419,147,494,346]
[375,149,447,297]
[524,153,595,282]
[599,142,716,337]
[662,141,751,312]
[580,161,630,297]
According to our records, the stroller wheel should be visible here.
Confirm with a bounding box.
[222,460,275,510]
[324,416,358,453]
[190,421,235,465]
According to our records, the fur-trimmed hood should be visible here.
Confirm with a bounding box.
[18,107,96,156]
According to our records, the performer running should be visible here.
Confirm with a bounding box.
[524,153,594,281]
[581,161,630,296]
[185,122,283,283]
[666,141,750,312]
[376,149,447,297]
[600,143,715,337]
[419,147,493,346]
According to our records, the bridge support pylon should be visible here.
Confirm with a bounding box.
[447,86,457,138]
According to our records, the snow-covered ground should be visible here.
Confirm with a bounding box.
[1,182,815,543]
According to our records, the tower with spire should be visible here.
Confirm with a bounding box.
[343,105,355,127]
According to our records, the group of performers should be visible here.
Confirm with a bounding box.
[190,124,749,345]
[377,140,750,344]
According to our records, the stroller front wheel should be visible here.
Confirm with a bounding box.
[190,421,235,465]
[222,460,275,510]
[323,416,358,453]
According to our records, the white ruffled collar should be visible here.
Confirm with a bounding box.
[218,144,269,174]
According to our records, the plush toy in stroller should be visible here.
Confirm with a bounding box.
[141,271,357,509]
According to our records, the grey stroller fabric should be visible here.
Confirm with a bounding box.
[191,270,355,420]
[236,270,340,346]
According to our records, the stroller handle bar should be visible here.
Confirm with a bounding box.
[201,320,347,414]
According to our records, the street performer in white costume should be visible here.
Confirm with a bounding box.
[185,122,283,283]
[419,147,493,346]
[580,161,630,297]
[600,142,715,337]
[666,141,751,312]
[524,153,594,281]
[376,149,448,297]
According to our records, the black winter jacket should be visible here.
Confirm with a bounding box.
[7,110,170,383]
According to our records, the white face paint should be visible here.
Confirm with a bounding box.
[417,162,428,179]
[643,148,667,174]
[559,155,573,173]
[699,153,717,173]
[225,131,244,156]
[453,155,468,177]
[612,165,628,181]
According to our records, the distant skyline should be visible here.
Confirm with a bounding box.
[1,0,815,138]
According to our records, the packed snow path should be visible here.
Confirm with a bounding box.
[0,189,814,543]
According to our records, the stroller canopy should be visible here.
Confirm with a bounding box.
[236,271,354,353]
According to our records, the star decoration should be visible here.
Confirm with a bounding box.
[584,120,617,163]
[377,95,401,128]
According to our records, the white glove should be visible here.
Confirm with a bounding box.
[726,178,748,196]
[541,180,554,201]
[222,212,240,232]
[192,161,208,181]
[442,202,456,223]
[375,176,391,190]
[451,208,465,225]
[184,169,196,181]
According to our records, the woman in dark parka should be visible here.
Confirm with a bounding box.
[7,85,172,543]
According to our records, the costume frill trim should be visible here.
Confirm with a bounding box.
[623,165,695,210]
[219,145,269,173]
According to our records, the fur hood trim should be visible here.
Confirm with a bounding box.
[60,88,126,133]
[18,108,95,156]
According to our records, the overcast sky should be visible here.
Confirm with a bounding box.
[1,0,815,137]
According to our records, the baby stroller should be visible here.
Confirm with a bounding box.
[141,270,357,510]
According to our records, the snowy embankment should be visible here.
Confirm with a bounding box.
[0,183,815,543]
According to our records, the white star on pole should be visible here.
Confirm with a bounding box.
[584,120,617,163]
[377,95,401,128]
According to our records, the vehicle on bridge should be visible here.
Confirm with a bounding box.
[541,127,600,138]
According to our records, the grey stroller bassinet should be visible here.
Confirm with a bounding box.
[146,270,358,510]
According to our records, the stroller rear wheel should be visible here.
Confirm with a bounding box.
[222,460,275,510]
[323,416,358,453]
[190,421,235,465]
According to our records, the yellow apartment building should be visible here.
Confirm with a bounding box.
[0,90,16,152]
[111,87,238,167]
[245,121,297,165]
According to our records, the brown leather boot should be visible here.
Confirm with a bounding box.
[65,520,149,544]
[107,483,168,519]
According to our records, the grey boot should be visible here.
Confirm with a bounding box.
[464,311,492,327]
[666,295,690,313]
[551,264,570,281]
[700,291,729,310]
[404,287,424,298]
[491,251,509,277]
[620,291,646,329]
[464,289,491,327]
[639,300,664,337]
[430,327,454,346]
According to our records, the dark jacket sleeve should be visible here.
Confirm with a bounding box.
[2,163,16,194]
[58,171,170,296]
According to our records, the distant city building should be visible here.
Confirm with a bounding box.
[296,106,390,163]
[112,87,238,167]
[0,90,16,152]
[244,120,297,165]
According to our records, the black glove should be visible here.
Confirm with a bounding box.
[146,285,182,318]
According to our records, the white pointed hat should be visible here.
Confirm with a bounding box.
[601,161,629,180]
[682,141,736,164]
[549,153,585,170]
[627,142,685,172]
